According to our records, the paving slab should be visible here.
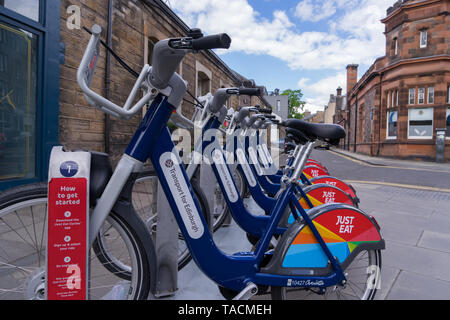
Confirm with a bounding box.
[375,265,401,300]
[383,241,450,283]
[418,230,450,254]
[153,179,450,300]
[386,271,450,300]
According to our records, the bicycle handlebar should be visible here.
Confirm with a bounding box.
[234,107,257,124]
[257,107,273,114]
[77,25,153,119]
[192,34,231,51]
[238,88,261,96]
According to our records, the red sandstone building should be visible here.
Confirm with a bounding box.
[339,0,450,162]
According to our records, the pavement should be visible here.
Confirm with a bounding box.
[329,147,450,172]
[163,149,450,300]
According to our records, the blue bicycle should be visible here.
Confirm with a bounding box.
[0,26,384,300]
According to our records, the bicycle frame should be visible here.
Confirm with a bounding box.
[88,93,346,293]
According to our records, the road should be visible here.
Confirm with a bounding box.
[310,149,450,191]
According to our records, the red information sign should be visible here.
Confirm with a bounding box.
[47,178,88,300]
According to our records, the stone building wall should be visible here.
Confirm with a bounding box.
[344,0,450,161]
[59,0,254,165]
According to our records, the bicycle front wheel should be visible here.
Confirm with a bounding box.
[0,183,151,300]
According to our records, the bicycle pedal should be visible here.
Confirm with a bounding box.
[232,282,258,300]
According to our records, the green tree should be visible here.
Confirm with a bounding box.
[281,89,306,119]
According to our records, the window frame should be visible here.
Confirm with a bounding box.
[420,29,427,48]
[409,88,415,105]
[418,87,425,105]
[386,109,398,140]
[387,91,390,108]
[447,85,450,104]
[446,108,450,140]
[427,86,434,104]
[195,60,212,98]
[407,107,434,140]
[0,0,60,191]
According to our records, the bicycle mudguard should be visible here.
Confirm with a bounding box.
[298,183,356,209]
[262,204,385,277]
[303,165,329,179]
[309,176,359,205]
[306,161,328,174]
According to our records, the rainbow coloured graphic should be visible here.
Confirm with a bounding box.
[283,210,381,268]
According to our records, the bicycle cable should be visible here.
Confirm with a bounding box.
[82,26,206,110]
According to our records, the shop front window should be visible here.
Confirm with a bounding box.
[0,0,40,21]
[408,108,433,139]
[0,22,37,181]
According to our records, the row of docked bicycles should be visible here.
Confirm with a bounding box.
[0,26,384,300]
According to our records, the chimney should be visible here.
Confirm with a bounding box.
[346,64,358,95]
[337,87,342,97]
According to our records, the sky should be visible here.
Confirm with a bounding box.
[165,0,394,114]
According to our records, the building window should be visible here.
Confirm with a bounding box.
[427,87,434,104]
[396,90,399,107]
[409,88,415,105]
[0,54,5,72]
[1,0,40,22]
[387,110,398,139]
[420,30,427,48]
[394,38,398,55]
[147,37,158,66]
[387,92,390,108]
[447,86,450,103]
[0,22,38,182]
[408,108,434,139]
[447,108,450,138]
[418,87,425,104]
[197,72,211,97]
[276,100,281,111]
[195,61,212,98]
[392,90,396,107]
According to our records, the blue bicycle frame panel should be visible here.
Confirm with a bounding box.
[125,94,346,292]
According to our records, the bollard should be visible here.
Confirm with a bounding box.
[46,146,90,300]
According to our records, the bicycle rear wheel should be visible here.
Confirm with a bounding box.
[0,183,152,300]
[271,249,382,300]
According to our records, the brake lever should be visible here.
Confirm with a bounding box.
[169,38,194,50]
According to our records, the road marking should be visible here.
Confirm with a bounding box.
[345,180,450,194]
[329,150,450,174]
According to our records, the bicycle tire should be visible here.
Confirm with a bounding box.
[0,182,153,300]
[270,249,382,300]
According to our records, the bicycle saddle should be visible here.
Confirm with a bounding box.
[286,127,308,145]
[284,119,346,145]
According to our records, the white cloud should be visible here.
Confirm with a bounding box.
[298,72,346,113]
[294,0,338,22]
[168,0,393,115]
[169,0,390,71]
